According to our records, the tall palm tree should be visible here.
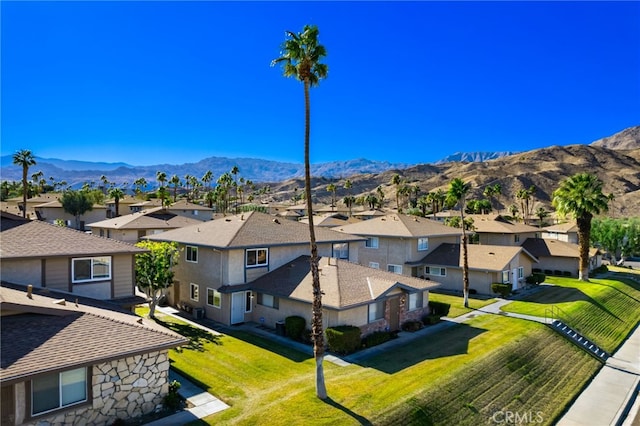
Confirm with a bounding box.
[447,178,471,307]
[170,174,181,202]
[156,171,167,206]
[553,173,610,281]
[273,24,328,400]
[391,173,402,210]
[108,187,125,217]
[326,183,336,211]
[12,149,36,218]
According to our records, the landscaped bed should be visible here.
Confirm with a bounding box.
[428,292,496,317]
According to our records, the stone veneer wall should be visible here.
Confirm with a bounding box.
[358,296,431,337]
[24,350,170,426]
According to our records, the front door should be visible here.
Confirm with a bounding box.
[231,292,245,324]
[1,385,15,426]
[388,297,400,331]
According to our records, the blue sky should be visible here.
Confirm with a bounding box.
[2,1,639,166]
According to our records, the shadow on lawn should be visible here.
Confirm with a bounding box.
[152,317,222,352]
[324,397,372,425]
[356,323,488,374]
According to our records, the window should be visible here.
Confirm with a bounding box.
[365,237,379,248]
[518,267,524,279]
[369,262,380,269]
[387,264,402,274]
[72,257,111,283]
[246,248,268,267]
[418,237,429,251]
[425,266,446,277]
[502,270,510,283]
[186,246,198,263]
[190,283,199,301]
[257,293,279,309]
[368,300,385,322]
[207,288,221,308]
[245,291,253,313]
[408,292,423,311]
[332,243,349,259]
[514,234,520,243]
[32,367,87,415]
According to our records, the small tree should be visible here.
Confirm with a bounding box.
[60,190,94,230]
[135,241,179,318]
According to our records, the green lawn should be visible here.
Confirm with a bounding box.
[428,292,496,317]
[139,309,599,425]
[501,274,640,353]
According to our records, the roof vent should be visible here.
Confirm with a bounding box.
[53,299,66,306]
[27,284,33,299]
[273,218,280,224]
[488,252,495,255]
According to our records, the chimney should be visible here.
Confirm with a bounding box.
[27,284,33,299]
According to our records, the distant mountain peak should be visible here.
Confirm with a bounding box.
[434,151,517,164]
[590,125,640,150]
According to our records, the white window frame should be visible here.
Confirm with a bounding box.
[332,243,349,259]
[246,248,268,268]
[518,267,524,279]
[514,234,520,243]
[369,262,380,269]
[190,283,199,301]
[71,257,111,283]
[365,237,379,249]
[207,288,221,308]
[425,266,446,277]
[186,245,198,263]
[31,367,87,416]
[502,270,510,284]
[408,292,423,311]
[417,237,429,251]
[387,264,402,274]
[257,292,279,309]
[368,300,385,323]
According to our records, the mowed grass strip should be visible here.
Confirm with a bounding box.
[138,308,598,425]
[428,292,496,317]
[501,274,640,352]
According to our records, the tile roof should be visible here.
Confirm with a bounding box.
[246,255,440,310]
[87,207,204,230]
[333,213,462,238]
[0,217,147,259]
[0,283,186,383]
[467,214,540,234]
[144,211,364,249]
[419,243,538,271]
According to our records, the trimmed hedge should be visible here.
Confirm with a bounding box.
[428,301,451,317]
[362,330,393,348]
[401,320,423,332]
[326,325,361,354]
[525,272,546,285]
[422,314,441,325]
[285,316,306,341]
[491,282,513,298]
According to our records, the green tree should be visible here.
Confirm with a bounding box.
[447,178,471,307]
[391,173,402,210]
[12,149,36,218]
[108,187,125,217]
[170,174,181,202]
[156,171,168,206]
[61,190,94,230]
[535,207,549,227]
[133,177,148,198]
[553,173,610,281]
[134,241,179,318]
[326,183,337,211]
[272,24,328,400]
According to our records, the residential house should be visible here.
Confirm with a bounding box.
[333,213,461,277]
[541,221,579,244]
[0,283,186,426]
[166,199,215,220]
[352,209,387,220]
[0,212,146,306]
[87,207,205,244]
[248,255,441,334]
[105,195,144,218]
[2,193,61,219]
[34,199,108,230]
[145,211,365,325]
[521,238,601,277]
[467,214,540,246]
[419,243,538,295]
[298,212,358,228]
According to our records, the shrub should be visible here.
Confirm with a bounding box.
[469,289,478,295]
[554,270,563,276]
[562,271,572,277]
[525,272,546,285]
[421,314,441,325]
[326,325,361,354]
[362,330,393,348]
[401,320,423,332]
[428,301,451,316]
[532,268,542,273]
[163,380,182,410]
[491,283,512,298]
[544,269,553,275]
[285,316,306,341]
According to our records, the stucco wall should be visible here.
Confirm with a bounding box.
[0,259,42,286]
[19,350,170,426]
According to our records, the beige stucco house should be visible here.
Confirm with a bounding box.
[467,214,540,246]
[541,221,579,244]
[0,283,186,426]
[0,212,146,305]
[247,255,441,334]
[34,199,108,231]
[418,243,538,295]
[333,213,461,277]
[145,211,365,325]
[521,238,601,277]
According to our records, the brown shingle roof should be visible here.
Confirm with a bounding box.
[0,218,146,259]
[521,238,580,258]
[246,255,440,309]
[420,243,538,271]
[145,211,364,248]
[334,213,462,238]
[87,207,204,230]
[0,283,186,384]
[543,221,578,233]
[467,214,540,234]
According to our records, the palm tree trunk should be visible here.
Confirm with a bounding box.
[22,169,28,218]
[461,211,470,308]
[303,79,327,400]
[577,216,591,281]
